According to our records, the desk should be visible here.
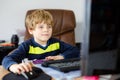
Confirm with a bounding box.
[1,65,120,80]
[34,64,81,80]
[0,65,80,80]
[0,66,10,80]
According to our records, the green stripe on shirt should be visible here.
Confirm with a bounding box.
[29,42,60,54]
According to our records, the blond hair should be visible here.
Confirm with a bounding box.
[25,9,54,29]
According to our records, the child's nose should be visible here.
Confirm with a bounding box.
[43,27,49,31]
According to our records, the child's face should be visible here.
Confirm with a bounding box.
[29,21,52,45]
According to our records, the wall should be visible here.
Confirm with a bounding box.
[0,0,86,43]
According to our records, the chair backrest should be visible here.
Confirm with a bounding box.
[24,9,76,46]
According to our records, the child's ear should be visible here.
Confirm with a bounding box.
[28,28,33,34]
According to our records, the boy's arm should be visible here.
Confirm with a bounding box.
[2,44,27,70]
[45,55,64,60]
[59,41,80,59]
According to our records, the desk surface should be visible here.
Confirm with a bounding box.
[0,66,9,80]
[0,65,80,80]
[1,65,120,80]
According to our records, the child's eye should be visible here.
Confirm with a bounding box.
[48,25,52,28]
[39,26,43,28]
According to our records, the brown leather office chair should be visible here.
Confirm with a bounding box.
[24,9,76,46]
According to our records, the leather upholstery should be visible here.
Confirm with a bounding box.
[24,9,76,46]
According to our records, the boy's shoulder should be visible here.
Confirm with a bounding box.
[50,37,59,40]
[49,37,61,42]
[20,38,34,45]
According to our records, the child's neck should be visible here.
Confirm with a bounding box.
[35,39,47,46]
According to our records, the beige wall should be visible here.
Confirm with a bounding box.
[0,0,86,43]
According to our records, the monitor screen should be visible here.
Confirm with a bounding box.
[81,0,120,76]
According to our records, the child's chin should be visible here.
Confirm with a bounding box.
[41,39,49,41]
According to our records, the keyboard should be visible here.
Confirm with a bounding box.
[41,58,80,73]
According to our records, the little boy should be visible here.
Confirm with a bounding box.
[2,9,80,74]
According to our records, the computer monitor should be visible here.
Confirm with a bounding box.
[80,0,120,76]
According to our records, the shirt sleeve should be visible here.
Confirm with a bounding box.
[59,40,80,59]
[2,43,28,70]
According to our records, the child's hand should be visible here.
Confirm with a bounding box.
[45,55,64,60]
[9,62,33,74]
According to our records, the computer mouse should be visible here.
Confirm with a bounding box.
[3,67,51,80]
[21,67,44,79]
